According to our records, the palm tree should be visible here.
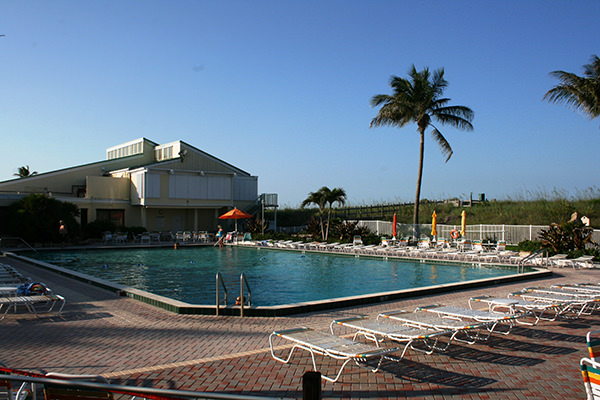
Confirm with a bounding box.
[301,188,328,240]
[544,55,600,125]
[14,165,37,178]
[370,65,474,231]
[322,187,347,241]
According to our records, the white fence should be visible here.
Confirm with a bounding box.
[356,220,600,246]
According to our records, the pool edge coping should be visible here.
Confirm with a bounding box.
[5,251,553,317]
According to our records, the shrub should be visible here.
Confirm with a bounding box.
[82,220,116,239]
[538,220,595,253]
[246,218,269,234]
[4,194,79,243]
[331,220,372,242]
[304,216,323,240]
[518,240,542,252]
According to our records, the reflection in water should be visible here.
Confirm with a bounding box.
[430,265,438,283]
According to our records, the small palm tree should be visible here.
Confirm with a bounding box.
[370,65,474,230]
[322,187,347,241]
[544,55,600,126]
[14,165,37,178]
[301,188,328,240]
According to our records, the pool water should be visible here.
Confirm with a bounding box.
[26,246,516,306]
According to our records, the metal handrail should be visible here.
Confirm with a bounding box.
[239,272,252,317]
[215,272,251,317]
[518,248,546,273]
[0,236,39,254]
[0,374,277,400]
[215,272,228,316]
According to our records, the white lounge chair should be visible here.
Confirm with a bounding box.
[330,316,453,357]
[555,255,595,269]
[378,309,497,345]
[416,304,519,335]
[510,289,593,318]
[546,253,569,267]
[468,295,565,325]
[555,284,600,295]
[269,327,399,382]
[0,293,65,321]
[316,242,336,251]
[332,243,353,252]
[526,286,600,301]
[581,357,600,399]
[586,330,600,362]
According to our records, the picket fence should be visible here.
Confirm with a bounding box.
[357,221,600,246]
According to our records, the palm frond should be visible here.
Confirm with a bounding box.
[434,105,475,129]
[544,56,600,121]
[430,127,453,162]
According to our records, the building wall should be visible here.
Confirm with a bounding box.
[0,138,260,234]
[87,176,130,200]
[0,154,150,198]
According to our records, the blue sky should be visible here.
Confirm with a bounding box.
[1,1,599,207]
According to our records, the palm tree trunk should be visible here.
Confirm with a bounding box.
[325,206,332,241]
[319,210,325,240]
[413,128,425,238]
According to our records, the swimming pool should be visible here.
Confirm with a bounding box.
[25,246,519,307]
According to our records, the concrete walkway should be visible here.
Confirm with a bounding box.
[1,254,598,399]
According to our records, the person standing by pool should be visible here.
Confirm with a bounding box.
[59,220,68,246]
[217,225,224,248]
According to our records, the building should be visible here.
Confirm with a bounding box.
[0,138,264,233]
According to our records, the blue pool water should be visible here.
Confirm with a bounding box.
[26,246,516,306]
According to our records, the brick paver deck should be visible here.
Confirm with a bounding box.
[1,254,598,399]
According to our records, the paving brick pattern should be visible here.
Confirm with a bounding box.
[1,254,599,399]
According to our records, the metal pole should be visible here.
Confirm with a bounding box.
[302,371,322,400]
[215,273,220,316]
[240,273,244,318]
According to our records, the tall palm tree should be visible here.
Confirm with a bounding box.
[544,55,600,125]
[322,187,347,241]
[370,65,474,231]
[14,165,37,178]
[301,188,328,240]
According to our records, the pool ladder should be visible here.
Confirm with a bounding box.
[518,248,547,273]
[215,272,252,317]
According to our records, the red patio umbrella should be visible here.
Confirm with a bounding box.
[392,213,397,239]
[219,208,253,232]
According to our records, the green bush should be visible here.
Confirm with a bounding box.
[330,219,372,242]
[567,248,600,260]
[83,220,116,239]
[518,240,542,252]
[538,220,595,253]
[4,194,79,243]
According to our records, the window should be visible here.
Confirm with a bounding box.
[107,141,144,160]
[96,209,125,227]
[155,146,174,161]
